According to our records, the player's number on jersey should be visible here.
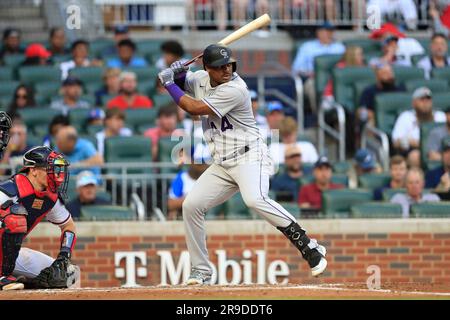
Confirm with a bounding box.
[211,116,233,132]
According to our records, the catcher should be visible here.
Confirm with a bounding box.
[0,146,79,290]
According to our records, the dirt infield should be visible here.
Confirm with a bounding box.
[1,283,450,300]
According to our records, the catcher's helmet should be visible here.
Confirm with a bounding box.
[22,146,70,197]
[203,44,236,72]
[0,111,12,158]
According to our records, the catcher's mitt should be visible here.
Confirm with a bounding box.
[31,255,72,289]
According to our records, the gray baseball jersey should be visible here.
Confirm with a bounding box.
[185,70,266,166]
[181,70,301,275]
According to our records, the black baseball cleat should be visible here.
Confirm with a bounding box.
[308,245,327,277]
[0,275,25,291]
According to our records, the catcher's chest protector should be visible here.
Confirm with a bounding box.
[1,174,59,235]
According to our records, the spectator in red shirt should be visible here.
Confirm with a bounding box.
[144,104,184,160]
[106,71,153,110]
[298,156,344,210]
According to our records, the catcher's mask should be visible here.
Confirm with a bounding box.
[203,44,237,72]
[22,146,70,197]
[0,111,12,157]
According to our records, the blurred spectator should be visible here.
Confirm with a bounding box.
[106,39,147,68]
[155,40,186,71]
[144,104,184,160]
[0,28,23,61]
[42,115,70,148]
[427,107,450,161]
[250,90,269,138]
[298,156,344,210]
[367,0,418,30]
[322,46,365,101]
[167,155,210,220]
[48,27,69,55]
[106,71,153,110]
[358,63,404,126]
[102,25,130,57]
[291,22,345,113]
[95,108,132,157]
[417,33,450,79]
[95,68,121,106]
[60,39,102,80]
[231,0,268,28]
[265,101,285,137]
[0,118,32,175]
[269,116,318,164]
[54,125,103,177]
[50,77,91,115]
[7,84,36,117]
[374,155,407,200]
[391,168,440,218]
[429,0,450,37]
[186,0,227,31]
[368,36,402,67]
[369,22,424,66]
[349,149,382,188]
[392,87,445,167]
[66,170,110,219]
[22,43,52,66]
[87,108,106,127]
[425,139,450,190]
[271,144,310,202]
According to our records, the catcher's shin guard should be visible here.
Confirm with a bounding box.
[277,222,325,271]
[0,212,27,276]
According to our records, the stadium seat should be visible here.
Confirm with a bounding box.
[80,205,135,221]
[358,173,391,189]
[431,67,450,82]
[86,124,104,136]
[19,66,62,88]
[393,66,424,86]
[410,202,450,218]
[89,38,115,58]
[314,54,342,98]
[333,67,376,112]
[0,66,13,81]
[415,38,431,54]
[322,188,373,217]
[158,136,187,164]
[0,81,19,100]
[420,122,445,170]
[411,54,427,66]
[136,39,166,58]
[432,92,450,111]
[3,54,26,70]
[333,161,352,174]
[350,202,403,218]
[18,107,61,135]
[34,82,61,103]
[224,193,251,219]
[69,67,105,87]
[300,174,349,187]
[374,92,411,135]
[405,79,448,94]
[69,108,92,133]
[104,136,152,174]
[382,188,406,201]
[125,108,158,133]
[51,54,72,64]
[152,94,173,108]
[137,80,157,97]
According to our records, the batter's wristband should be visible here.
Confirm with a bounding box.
[60,230,76,258]
[165,83,185,105]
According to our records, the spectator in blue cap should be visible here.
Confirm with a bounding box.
[349,148,382,188]
[291,21,345,114]
[66,170,110,219]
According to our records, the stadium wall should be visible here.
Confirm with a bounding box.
[24,220,450,288]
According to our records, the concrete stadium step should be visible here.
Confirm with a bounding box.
[0,7,41,19]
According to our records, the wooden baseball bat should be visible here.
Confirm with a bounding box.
[183,13,271,67]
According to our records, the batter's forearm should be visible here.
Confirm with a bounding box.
[165,83,213,116]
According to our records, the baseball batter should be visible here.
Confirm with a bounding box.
[158,44,327,285]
